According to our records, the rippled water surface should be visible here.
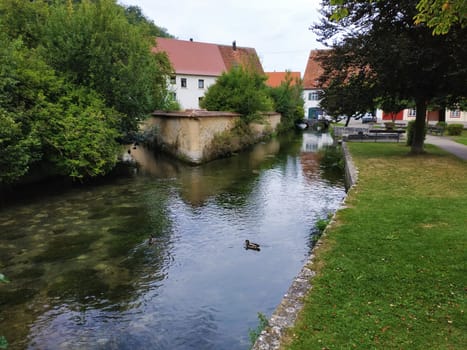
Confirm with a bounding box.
[0,132,345,349]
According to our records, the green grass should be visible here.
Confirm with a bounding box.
[449,130,467,146]
[283,143,467,350]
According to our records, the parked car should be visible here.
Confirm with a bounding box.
[361,113,376,123]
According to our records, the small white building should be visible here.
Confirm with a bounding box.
[153,38,264,110]
[302,49,327,119]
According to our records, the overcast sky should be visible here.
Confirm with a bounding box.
[119,0,325,74]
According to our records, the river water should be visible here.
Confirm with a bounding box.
[0,131,345,350]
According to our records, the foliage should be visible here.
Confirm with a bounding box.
[0,0,174,184]
[200,66,274,122]
[39,0,172,133]
[329,0,467,34]
[206,120,257,159]
[0,273,9,283]
[313,0,467,154]
[123,5,173,38]
[285,143,467,349]
[0,335,7,349]
[414,0,467,34]
[447,124,464,136]
[248,312,269,348]
[319,146,345,172]
[315,218,331,233]
[268,72,304,131]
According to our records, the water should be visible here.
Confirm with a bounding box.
[0,131,345,350]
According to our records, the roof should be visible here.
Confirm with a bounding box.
[153,38,226,76]
[303,49,329,89]
[265,71,301,88]
[218,44,264,74]
[153,38,264,76]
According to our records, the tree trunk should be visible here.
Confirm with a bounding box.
[345,115,351,127]
[439,108,446,123]
[411,99,427,154]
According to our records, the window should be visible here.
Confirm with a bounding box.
[198,79,204,89]
[308,91,320,101]
[170,92,176,100]
[408,108,416,117]
[170,76,176,85]
[450,109,461,118]
[198,97,204,104]
[181,78,187,88]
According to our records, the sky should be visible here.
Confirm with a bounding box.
[118,0,325,75]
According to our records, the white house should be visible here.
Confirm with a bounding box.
[153,38,264,110]
[302,49,327,120]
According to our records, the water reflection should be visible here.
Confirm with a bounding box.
[0,131,345,350]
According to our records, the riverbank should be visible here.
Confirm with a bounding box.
[281,143,466,349]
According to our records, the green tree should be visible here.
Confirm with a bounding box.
[314,0,467,154]
[200,66,273,122]
[0,33,121,183]
[268,72,304,130]
[40,0,172,134]
[329,0,467,34]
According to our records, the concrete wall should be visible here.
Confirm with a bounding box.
[146,111,282,164]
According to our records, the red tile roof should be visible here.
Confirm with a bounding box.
[153,38,264,76]
[265,71,301,87]
[153,38,226,76]
[303,49,330,89]
[217,44,264,74]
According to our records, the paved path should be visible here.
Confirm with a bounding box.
[425,135,467,161]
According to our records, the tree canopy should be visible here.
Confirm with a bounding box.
[200,66,274,122]
[314,0,467,153]
[0,0,173,184]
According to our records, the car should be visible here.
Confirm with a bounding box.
[361,113,376,123]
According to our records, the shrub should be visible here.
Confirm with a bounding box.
[447,124,464,136]
[436,121,447,129]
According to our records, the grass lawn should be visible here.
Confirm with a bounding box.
[448,130,467,146]
[283,143,466,350]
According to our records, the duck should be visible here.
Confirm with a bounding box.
[245,239,260,251]
[148,234,157,245]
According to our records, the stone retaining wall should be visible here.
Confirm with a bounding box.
[146,111,281,164]
[252,142,357,349]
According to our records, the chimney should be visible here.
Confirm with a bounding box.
[232,40,237,51]
[190,38,193,42]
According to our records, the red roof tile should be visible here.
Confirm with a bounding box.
[303,49,330,89]
[265,71,301,87]
[217,44,264,74]
[153,38,226,76]
[153,38,264,77]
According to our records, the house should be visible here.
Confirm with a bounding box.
[265,71,301,88]
[302,49,328,120]
[379,108,467,123]
[153,38,264,110]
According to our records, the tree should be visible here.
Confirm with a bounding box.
[329,0,467,34]
[268,72,304,130]
[200,66,274,122]
[39,0,172,134]
[314,0,467,154]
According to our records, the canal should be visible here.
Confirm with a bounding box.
[0,131,346,350]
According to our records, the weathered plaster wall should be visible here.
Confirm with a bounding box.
[146,111,281,164]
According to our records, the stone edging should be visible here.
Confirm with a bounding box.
[252,142,357,350]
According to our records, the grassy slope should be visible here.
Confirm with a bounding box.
[284,143,466,350]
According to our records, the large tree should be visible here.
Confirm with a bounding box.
[314,0,467,154]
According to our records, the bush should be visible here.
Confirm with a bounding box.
[447,124,464,136]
